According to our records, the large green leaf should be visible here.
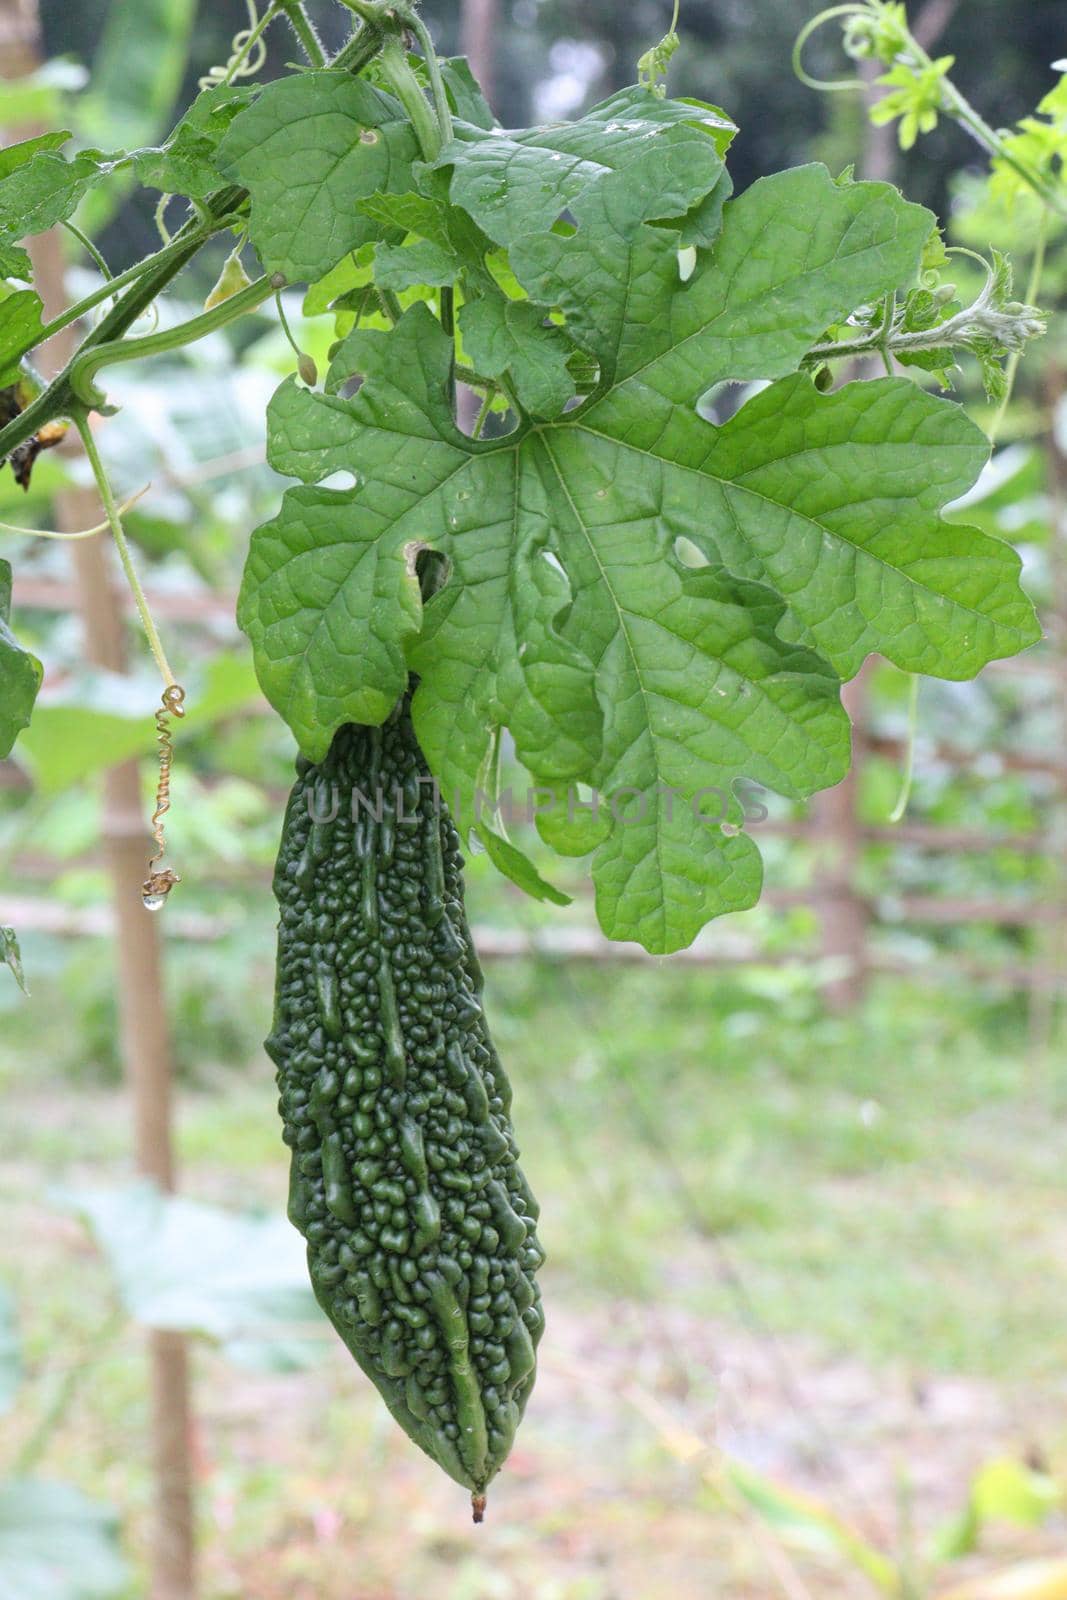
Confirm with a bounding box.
[216,71,419,282]
[436,85,736,246]
[0,1481,129,1600]
[245,159,1037,951]
[0,559,42,760]
[65,1182,323,1370]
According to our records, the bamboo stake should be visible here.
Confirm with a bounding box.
[6,3,197,1589]
[461,0,497,111]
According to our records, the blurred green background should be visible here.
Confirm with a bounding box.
[2,1,1067,1596]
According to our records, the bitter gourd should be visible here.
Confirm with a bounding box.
[268,691,544,1513]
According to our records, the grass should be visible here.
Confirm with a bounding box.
[1,951,1065,1598]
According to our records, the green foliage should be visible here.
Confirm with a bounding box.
[245,135,1036,950]
[0,926,27,997]
[0,146,124,241]
[215,73,420,282]
[990,68,1067,207]
[132,83,257,201]
[0,295,45,385]
[0,559,42,761]
[869,53,954,151]
[0,7,1045,955]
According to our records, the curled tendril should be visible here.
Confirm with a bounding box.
[199,0,272,93]
[142,683,186,911]
[792,5,872,93]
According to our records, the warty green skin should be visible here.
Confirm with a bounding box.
[268,695,545,1504]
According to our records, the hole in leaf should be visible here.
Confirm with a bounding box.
[454,382,518,441]
[697,378,770,426]
[320,469,360,491]
[673,535,710,569]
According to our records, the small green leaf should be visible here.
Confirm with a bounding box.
[0,147,126,241]
[216,71,419,282]
[1,926,28,997]
[476,827,570,905]
[459,291,576,418]
[440,57,496,130]
[0,241,32,279]
[373,238,458,291]
[0,130,71,182]
[357,188,452,249]
[0,557,43,758]
[0,288,45,384]
[133,83,257,200]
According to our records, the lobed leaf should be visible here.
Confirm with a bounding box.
[437,85,735,246]
[246,130,1038,950]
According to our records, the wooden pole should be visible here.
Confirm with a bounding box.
[3,4,197,1593]
[461,0,497,111]
[1029,366,1067,1067]
[812,673,870,1011]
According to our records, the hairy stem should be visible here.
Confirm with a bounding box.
[74,413,178,690]
[0,17,391,463]
[989,212,1049,443]
[379,36,441,160]
[69,273,279,411]
[279,0,326,67]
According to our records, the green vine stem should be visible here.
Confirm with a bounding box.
[27,222,235,368]
[802,271,1044,368]
[472,388,496,439]
[378,35,442,162]
[792,4,871,92]
[70,272,279,412]
[989,212,1049,444]
[278,0,327,68]
[888,672,919,824]
[74,412,178,691]
[0,484,148,540]
[374,17,458,396]
[795,3,1067,220]
[0,16,391,466]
